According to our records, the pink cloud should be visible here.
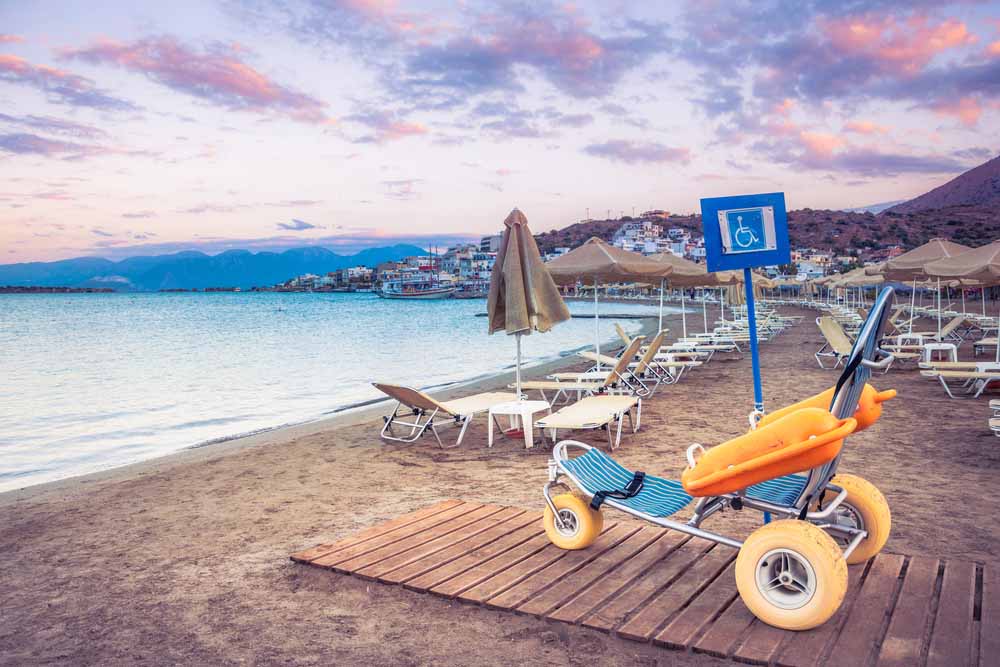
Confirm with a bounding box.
[0,35,25,44]
[930,96,982,127]
[799,131,845,157]
[844,120,889,135]
[772,98,795,116]
[987,40,1000,57]
[346,109,427,143]
[583,140,690,165]
[62,36,332,123]
[0,53,136,110]
[821,14,976,75]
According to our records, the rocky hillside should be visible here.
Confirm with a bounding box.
[535,205,1000,256]
[888,154,1000,214]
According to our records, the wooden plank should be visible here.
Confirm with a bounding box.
[380,510,539,585]
[776,564,867,667]
[431,531,554,598]
[619,545,735,642]
[876,556,939,667]
[351,505,520,580]
[516,527,662,617]
[407,521,543,593]
[581,537,711,633]
[980,565,997,667]
[731,617,790,665]
[309,502,478,568]
[927,559,976,667]
[692,593,756,658]
[655,562,737,650]
[332,504,504,574]
[824,553,905,667]
[483,524,639,610]
[548,530,687,625]
[290,499,463,562]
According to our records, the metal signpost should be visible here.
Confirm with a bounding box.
[701,192,790,417]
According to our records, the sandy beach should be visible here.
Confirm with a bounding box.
[2,307,998,666]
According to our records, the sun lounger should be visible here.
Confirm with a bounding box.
[536,395,641,449]
[905,316,965,344]
[815,316,854,369]
[518,337,646,403]
[919,370,1000,398]
[561,331,701,389]
[373,382,517,447]
[974,337,997,356]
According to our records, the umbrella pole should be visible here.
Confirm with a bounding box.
[681,288,687,338]
[937,278,942,337]
[658,279,664,333]
[962,287,966,316]
[909,279,917,334]
[515,332,523,399]
[702,289,708,333]
[984,287,987,317]
[594,277,600,371]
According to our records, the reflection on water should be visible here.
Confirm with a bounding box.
[0,292,677,491]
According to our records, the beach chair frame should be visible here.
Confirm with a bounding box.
[542,287,898,630]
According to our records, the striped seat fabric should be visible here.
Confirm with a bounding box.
[746,474,808,505]
[560,448,692,518]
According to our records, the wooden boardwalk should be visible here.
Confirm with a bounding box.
[291,500,994,667]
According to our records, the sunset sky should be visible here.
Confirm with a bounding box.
[1,0,998,263]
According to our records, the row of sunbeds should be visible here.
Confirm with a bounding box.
[373,305,796,450]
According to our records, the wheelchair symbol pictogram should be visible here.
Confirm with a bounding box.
[733,215,760,249]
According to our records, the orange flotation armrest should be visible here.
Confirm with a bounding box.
[682,408,857,498]
[757,384,895,432]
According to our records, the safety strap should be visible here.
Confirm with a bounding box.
[590,471,645,510]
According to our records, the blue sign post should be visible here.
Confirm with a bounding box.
[701,193,789,416]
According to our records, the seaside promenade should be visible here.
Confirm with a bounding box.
[1,307,996,666]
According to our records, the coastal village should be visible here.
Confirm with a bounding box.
[261,211,908,295]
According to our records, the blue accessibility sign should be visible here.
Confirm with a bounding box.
[701,192,790,272]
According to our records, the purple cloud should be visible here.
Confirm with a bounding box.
[276,218,321,231]
[62,36,332,123]
[0,112,107,139]
[345,109,427,143]
[0,132,107,159]
[0,54,137,111]
[382,179,421,200]
[122,210,156,219]
[583,139,691,165]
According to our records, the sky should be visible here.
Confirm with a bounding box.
[1,0,998,263]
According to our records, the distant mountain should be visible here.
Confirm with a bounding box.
[0,244,427,291]
[842,200,904,214]
[887,154,1000,214]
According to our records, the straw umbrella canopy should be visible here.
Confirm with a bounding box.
[924,241,1000,361]
[547,237,673,364]
[487,208,571,397]
[876,238,972,334]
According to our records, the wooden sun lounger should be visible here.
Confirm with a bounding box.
[519,338,645,403]
[536,395,641,449]
[815,316,854,369]
[373,383,518,447]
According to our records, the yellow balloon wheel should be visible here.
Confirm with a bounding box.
[543,493,603,550]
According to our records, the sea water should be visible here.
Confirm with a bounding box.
[0,292,680,492]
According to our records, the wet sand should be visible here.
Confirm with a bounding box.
[2,307,998,666]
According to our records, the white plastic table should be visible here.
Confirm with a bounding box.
[488,400,550,449]
[923,342,957,363]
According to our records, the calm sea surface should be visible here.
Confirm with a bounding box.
[0,292,678,492]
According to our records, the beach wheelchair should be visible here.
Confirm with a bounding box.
[542,287,898,630]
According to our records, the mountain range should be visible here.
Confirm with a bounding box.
[0,244,428,291]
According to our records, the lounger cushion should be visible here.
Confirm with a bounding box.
[560,447,692,518]
[537,396,637,430]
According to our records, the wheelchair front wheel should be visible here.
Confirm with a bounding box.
[735,520,847,631]
[543,493,603,550]
[814,474,891,564]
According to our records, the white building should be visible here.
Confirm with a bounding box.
[612,220,673,255]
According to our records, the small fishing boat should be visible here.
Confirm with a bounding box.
[377,276,457,299]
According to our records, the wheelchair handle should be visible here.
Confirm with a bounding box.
[686,443,706,469]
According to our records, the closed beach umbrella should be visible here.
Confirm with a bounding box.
[547,237,672,366]
[487,208,570,397]
[925,241,1000,361]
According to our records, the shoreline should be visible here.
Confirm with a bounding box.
[0,312,663,506]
